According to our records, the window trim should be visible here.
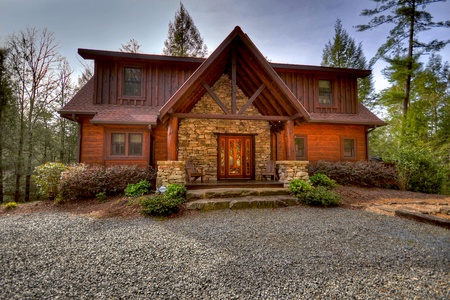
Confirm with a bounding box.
[341,137,356,160]
[106,130,146,159]
[118,64,146,100]
[294,135,308,160]
[315,77,337,108]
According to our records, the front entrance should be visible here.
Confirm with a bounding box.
[218,135,254,180]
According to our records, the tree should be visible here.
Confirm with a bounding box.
[0,48,14,203]
[356,0,450,118]
[163,2,208,57]
[120,38,141,53]
[321,19,373,105]
[7,27,61,201]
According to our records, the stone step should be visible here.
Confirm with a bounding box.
[186,187,291,201]
[186,195,299,211]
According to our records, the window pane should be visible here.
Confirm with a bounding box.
[124,67,142,96]
[295,137,305,159]
[111,133,126,155]
[128,133,143,156]
[319,80,332,105]
[343,139,355,158]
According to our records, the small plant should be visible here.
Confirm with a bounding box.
[289,179,314,196]
[303,186,341,206]
[309,173,337,188]
[96,192,107,202]
[140,194,184,216]
[125,180,151,197]
[165,183,187,199]
[4,202,18,210]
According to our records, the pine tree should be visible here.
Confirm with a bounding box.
[163,2,208,58]
[321,19,373,105]
[356,0,450,118]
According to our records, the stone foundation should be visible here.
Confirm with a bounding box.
[156,161,186,188]
[276,161,309,188]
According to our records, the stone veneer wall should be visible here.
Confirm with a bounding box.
[276,161,309,188]
[178,75,271,182]
[156,161,186,187]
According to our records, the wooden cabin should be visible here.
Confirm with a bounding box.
[59,26,385,183]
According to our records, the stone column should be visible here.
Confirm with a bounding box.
[276,160,309,188]
[156,161,186,188]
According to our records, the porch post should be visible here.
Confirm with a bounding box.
[285,120,296,160]
[167,116,179,161]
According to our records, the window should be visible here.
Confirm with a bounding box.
[110,133,143,156]
[123,67,142,97]
[295,137,307,160]
[343,138,355,158]
[318,80,332,105]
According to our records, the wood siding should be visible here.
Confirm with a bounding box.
[80,117,151,167]
[93,60,199,106]
[277,70,359,114]
[293,123,367,162]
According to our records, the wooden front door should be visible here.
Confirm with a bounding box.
[218,135,254,179]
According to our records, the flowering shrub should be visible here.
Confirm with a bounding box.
[33,162,68,200]
[308,160,397,188]
[59,164,156,201]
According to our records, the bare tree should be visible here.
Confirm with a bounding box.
[7,27,61,201]
[120,38,141,53]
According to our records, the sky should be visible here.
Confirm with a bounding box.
[1,0,449,92]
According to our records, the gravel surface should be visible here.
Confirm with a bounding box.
[1,207,449,299]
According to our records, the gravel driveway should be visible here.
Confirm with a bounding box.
[1,207,449,299]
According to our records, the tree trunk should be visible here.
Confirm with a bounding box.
[403,0,416,119]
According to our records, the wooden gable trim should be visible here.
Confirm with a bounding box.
[231,46,237,114]
[238,83,266,115]
[201,81,230,115]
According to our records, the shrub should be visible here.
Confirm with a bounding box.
[140,194,185,216]
[309,173,337,188]
[59,164,156,201]
[396,147,446,194]
[165,183,187,200]
[303,186,341,206]
[33,162,67,200]
[308,160,397,188]
[140,183,187,217]
[4,202,18,210]
[289,179,314,197]
[125,180,150,197]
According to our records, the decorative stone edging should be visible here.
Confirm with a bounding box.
[156,161,186,188]
[276,161,309,188]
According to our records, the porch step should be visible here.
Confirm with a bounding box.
[186,187,291,201]
[186,195,299,211]
[185,187,298,211]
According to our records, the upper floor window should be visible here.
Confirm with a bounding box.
[318,80,332,105]
[123,67,142,97]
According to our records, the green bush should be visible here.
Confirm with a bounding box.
[140,194,185,216]
[308,160,397,188]
[165,183,187,199]
[140,183,187,216]
[396,147,446,194]
[125,180,151,197]
[59,164,156,201]
[33,162,67,200]
[96,192,107,202]
[309,173,337,188]
[289,179,314,197]
[303,186,341,206]
[4,202,18,210]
